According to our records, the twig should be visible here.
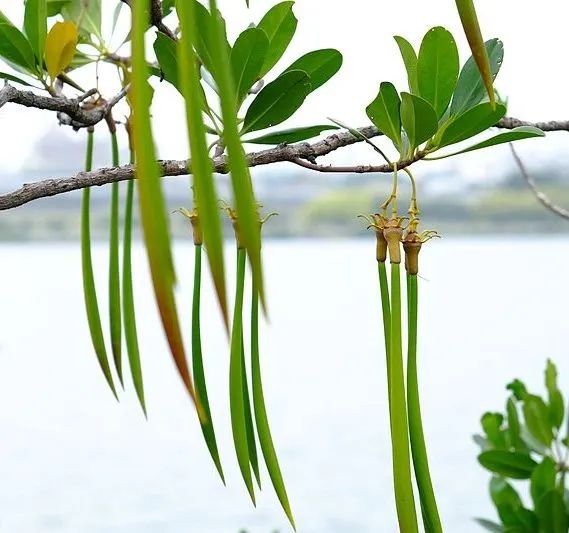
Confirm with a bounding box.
[509,144,569,220]
[0,83,130,130]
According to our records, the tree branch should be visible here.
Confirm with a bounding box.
[0,83,130,130]
[1,118,568,211]
[509,144,569,220]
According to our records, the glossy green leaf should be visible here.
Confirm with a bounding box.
[62,0,101,39]
[394,35,418,94]
[122,176,147,417]
[0,19,36,73]
[178,0,228,328]
[283,48,342,93]
[530,457,556,509]
[81,131,117,399]
[257,1,298,77]
[231,27,269,106]
[109,132,123,387]
[24,0,47,68]
[450,39,503,116]
[537,490,568,533]
[433,126,544,159]
[400,92,438,152]
[47,0,71,17]
[474,518,504,532]
[189,0,228,80]
[251,276,295,528]
[192,244,225,481]
[523,394,554,447]
[154,31,180,92]
[230,248,256,503]
[0,71,36,86]
[478,450,537,479]
[365,82,402,148]
[455,0,495,107]
[545,359,565,429]
[162,0,176,17]
[244,124,338,144]
[131,0,199,410]
[243,70,311,134]
[438,102,506,148]
[417,26,459,116]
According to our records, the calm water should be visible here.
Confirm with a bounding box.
[0,238,567,532]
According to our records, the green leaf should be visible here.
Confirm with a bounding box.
[110,1,123,38]
[451,38,503,116]
[244,124,338,144]
[417,26,459,116]
[122,178,147,417]
[489,477,524,526]
[257,1,298,77]
[545,359,565,430]
[109,133,122,387]
[131,0,199,410]
[282,48,342,93]
[433,126,544,159]
[523,394,555,447]
[537,490,569,533]
[62,0,101,39]
[153,31,180,91]
[47,0,71,17]
[162,0,176,18]
[177,0,229,334]
[230,248,256,503]
[438,102,506,148]
[474,518,504,532]
[508,379,528,401]
[365,81,402,148]
[251,277,295,528]
[481,412,507,449]
[0,19,36,73]
[242,69,311,134]
[530,457,556,509]
[506,397,526,452]
[455,0,495,107]
[394,35,418,94]
[81,131,117,399]
[400,92,438,152]
[24,0,47,68]
[192,244,225,481]
[478,450,537,479]
[208,0,265,312]
[0,71,36,86]
[230,27,269,106]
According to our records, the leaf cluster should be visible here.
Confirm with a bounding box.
[473,360,569,532]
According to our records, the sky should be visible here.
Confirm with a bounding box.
[1,0,568,185]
